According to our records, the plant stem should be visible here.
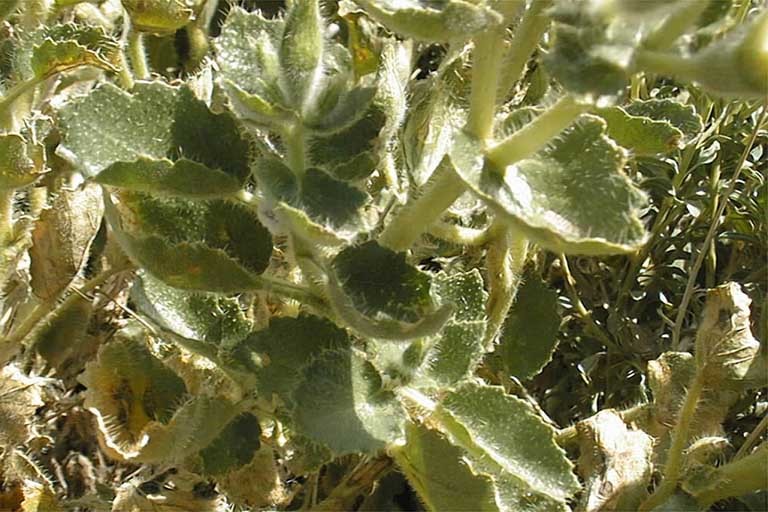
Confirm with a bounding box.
[633,50,702,86]
[256,273,327,310]
[284,122,306,177]
[642,1,709,50]
[310,457,393,511]
[427,221,491,246]
[465,17,507,141]
[0,190,13,244]
[128,26,150,80]
[484,223,528,348]
[692,442,768,508]
[378,159,467,252]
[497,0,552,99]
[734,411,768,461]
[639,371,706,511]
[486,95,586,169]
[671,107,765,349]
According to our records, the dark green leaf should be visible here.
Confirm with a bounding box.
[199,413,261,476]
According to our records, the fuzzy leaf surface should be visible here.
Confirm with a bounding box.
[0,134,43,190]
[450,116,647,255]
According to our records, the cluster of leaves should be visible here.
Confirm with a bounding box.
[0,0,765,511]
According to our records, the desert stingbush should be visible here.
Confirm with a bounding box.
[0,0,766,510]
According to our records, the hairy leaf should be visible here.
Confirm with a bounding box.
[122,0,201,33]
[0,134,44,190]
[451,116,647,255]
[31,23,119,78]
[198,413,261,476]
[291,348,406,455]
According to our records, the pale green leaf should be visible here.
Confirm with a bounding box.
[57,81,251,195]
[439,383,580,505]
[234,315,350,403]
[492,273,560,380]
[199,413,261,476]
[450,116,648,255]
[291,348,406,455]
[0,134,44,190]
[352,0,502,42]
[393,422,499,512]
[132,273,252,348]
[280,0,324,108]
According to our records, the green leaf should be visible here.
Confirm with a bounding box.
[393,422,499,512]
[450,116,648,255]
[352,0,502,42]
[411,270,488,387]
[255,158,369,231]
[33,294,94,377]
[291,348,406,455]
[332,241,435,323]
[215,8,289,126]
[121,0,201,34]
[199,413,261,476]
[111,192,273,285]
[0,134,44,190]
[491,273,561,380]
[303,86,377,135]
[234,314,350,403]
[600,99,703,155]
[280,0,324,109]
[132,273,252,348]
[57,81,251,195]
[438,383,580,506]
[95,158,243,198]
[31,24,119,79]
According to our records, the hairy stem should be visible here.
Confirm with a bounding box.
[498,0,552,99]
[642,1,709,50]
[310,457,393,511]
[0,190,13,245]
[486,95,586,169]
[0,77,44,122]
[378,159,466,252]
[427,221,491,246]
[484,223,528,347]
[465,16,507,140]
[639,371,706,511]
[284,122,306,177]
[693,442,768,508]
[128,26,150,80]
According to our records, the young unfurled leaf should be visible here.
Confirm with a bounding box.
[490,273,560,380]
[291,348,406,455]
[132,273,252,349]
[57,81,251,196]
[234,314,350,403]
[30,184,104,300]
[600,99,703,155]
[576,410,653,511]
[437,383,580,508]
[279,0,324,110]
[0,134,44,190]
[107,193,273,292]
[393,422,499,512]
[198,413,261,476]
[31,23,119,78]
[451,116,647,255]
[121,0,203,34]
[352,0,502,42]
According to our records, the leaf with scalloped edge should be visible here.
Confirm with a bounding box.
[31,24,119,79]
[489,272,560,381]
[352,0,502,42]
[57,81,251,196]
[255,158,369,234]
[79,324,187,460]
[122,0,204,34]
[132,272,252,349]
[108,192,272,290]
[0,134,44,190]
[450,116,647,255]
[437,383,580,508]
[393,422,499,512]
[291,348,407,455]
[233,314,350,403]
